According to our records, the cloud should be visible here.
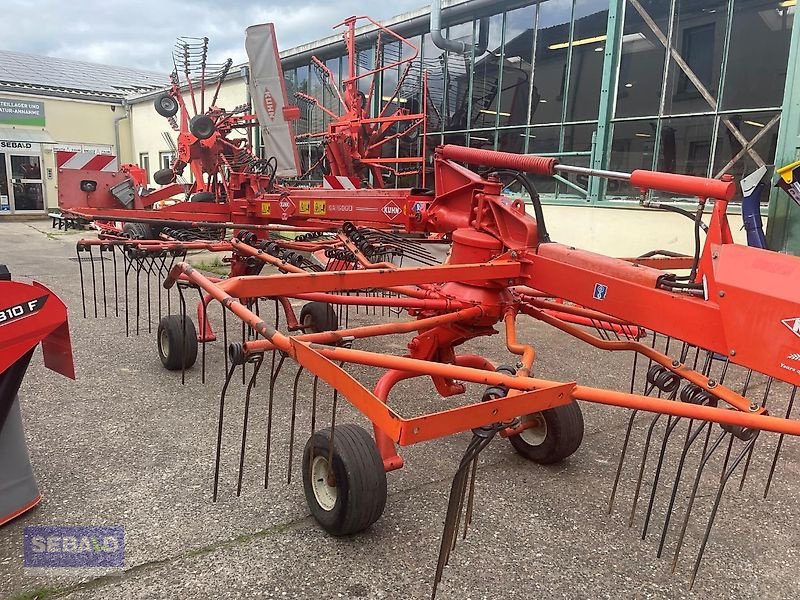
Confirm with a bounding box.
[1,0,427,72]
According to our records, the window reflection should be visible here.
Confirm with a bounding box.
[663,0,727,115]
[531,1,572,124]
[566,1,609,121]
[713,111,780,180]
[723,0,793,110]
[616,1,668,118]
[609,119,657,198]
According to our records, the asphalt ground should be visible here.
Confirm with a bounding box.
[1,219,799,599]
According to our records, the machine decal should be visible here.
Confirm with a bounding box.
[313,200,326,216]
[382,200,401,220]
[592,283,608,301]
[782,317,800,338]
[0,295,48,327]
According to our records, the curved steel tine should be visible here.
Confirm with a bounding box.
[609,409,638,514]
[609,349,647,514]
[641,413,681,539]
[213,361,238,502]
[111,245,119,317]
[264,352,287,489]
[307,375,320,479]
[197,288,207,385]
[178,284,188,385]
[671,430,729,572]
[629,411,663,527]
[432,431,497,600]
[222,305,229,375]
[88,245,98,318]
[76,244,87,318]
[738,376,773,491]
[656,419,711,558]
[237,354,264,497]
[690,432,760,589]
[764,386,798,498]
[123,249,132,336]
[288,367,305,484]
[99,245,108,318]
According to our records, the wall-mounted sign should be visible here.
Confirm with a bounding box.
[0,98,45,127]
[53,143,112,155]
[0,141,40,151]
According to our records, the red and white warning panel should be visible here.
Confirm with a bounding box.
[56,152,119,172]
[323,175,360,190]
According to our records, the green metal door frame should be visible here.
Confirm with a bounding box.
[767,15,800,254]
[588,0,624,203]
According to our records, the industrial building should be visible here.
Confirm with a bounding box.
[0,50,164,215]
[4,0,799,255]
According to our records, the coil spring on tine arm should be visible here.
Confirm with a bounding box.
[679,383,717,406]
[646,364,681,394]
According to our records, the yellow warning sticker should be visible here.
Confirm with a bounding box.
[261,203,271,216]
[299,200,311,214]
[313,200,326,215]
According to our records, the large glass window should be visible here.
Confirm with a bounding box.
[609,0,793,200]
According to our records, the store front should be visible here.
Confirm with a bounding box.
[0,140,46,213]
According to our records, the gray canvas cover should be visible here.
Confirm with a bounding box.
[245,24,301,178]
[0,397,39,524]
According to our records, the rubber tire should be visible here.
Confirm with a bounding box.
[509,401,584,465]
[190,114,216,140]
[157,315,198,370]
[153,168,176,185]
[191,191,216,203]
[299,301,338,333]
[154,93,179,118]
[122,222,154,240]
[302,424,387,536]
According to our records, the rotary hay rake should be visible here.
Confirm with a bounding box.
[69,140,800,597]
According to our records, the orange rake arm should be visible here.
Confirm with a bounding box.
[164,263,800,444]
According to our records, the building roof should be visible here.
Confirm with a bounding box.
[0,49,166,102]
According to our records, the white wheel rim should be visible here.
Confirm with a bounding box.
[159,329,170,357]
[519,413,547,446]
[311,455,337,511]
[302,314,316,333]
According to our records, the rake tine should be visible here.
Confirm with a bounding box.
[288,366,305,484]
[738,376,773,491]
[123,250,131,336]
[99,245,108,318]
[764,386,798,498]
[178,284,188,386]
[641,413,682,539]
[308,375,320,478]
[135,255,143,336]
[462,457,479,540]
[222,305,229,375]
[608,352,642,514]
[213,361,238,502]
[87,245,98,318]
[145,256,155,334]
[264,352,287,489]
[241,318,247,385]
[671,430,729,572]
[198,288,207,385]
[629,411,663,528]
[76,245,87,318]
[690,432,760,589]
[237,354,264,497]
[656,419,711,558]
[432,429,497,600]
[111,245,119,317]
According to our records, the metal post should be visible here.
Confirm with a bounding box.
[588,0,625,203]
[767,11,800,254]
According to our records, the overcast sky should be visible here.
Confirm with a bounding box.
[2,0,427,72]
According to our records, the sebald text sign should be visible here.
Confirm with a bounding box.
[0,98,45,127]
